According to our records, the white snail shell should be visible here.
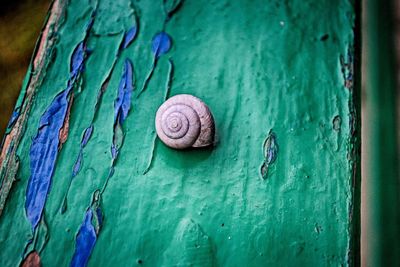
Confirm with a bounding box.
[155,94,215,149]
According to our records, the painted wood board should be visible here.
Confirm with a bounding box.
[0,0,360,266]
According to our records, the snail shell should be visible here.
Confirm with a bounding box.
[155,94,215,149]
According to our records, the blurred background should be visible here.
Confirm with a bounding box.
[0,0,50,136]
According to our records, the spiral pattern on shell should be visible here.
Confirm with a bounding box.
[155,94,215,149]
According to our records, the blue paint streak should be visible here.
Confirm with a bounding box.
[110,59,133,160]
[69,60,134,265]
[265,132,278,165]
[71,119,93,179]
[70,59,134,265]
[152,32,172,58]
[70,210,97,267]
[6,110,20,129]
[121,26,137,50]
[114,59,133,124]
[70,42,86,80]
[72,152,83,178]
[81,125,94,147]
[111,144,118,159]
[25,39,90,230]
[26,90,70,230]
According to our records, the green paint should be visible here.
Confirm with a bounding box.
[365,0,400,265]
[0,0,359,266]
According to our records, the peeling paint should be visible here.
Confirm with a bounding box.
[103,58,134,191]
[60,19,138,214]
[71,58,134,266]
[59,92,74,147]
[121,26,138,50]
[71,191,103,267]
[0,1,359,266]
[152,32,172,58]
[137,0,182,98]
[25,17,92,232]
[260,130,278,180]
[20,11,95,264]
[137,32,172,97]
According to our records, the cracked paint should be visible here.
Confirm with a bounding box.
[61,16,138,214]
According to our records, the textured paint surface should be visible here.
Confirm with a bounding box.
[138,31,172,97]
[71,210,97,267]
[70,57,134,266]
[0,0,359,266]
[25,16,92,232]
[71,191,103,267]
[61,16,137,214]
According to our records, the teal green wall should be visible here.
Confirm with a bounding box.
[0,0,359,266]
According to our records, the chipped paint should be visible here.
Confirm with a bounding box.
[152,32,172,58]
[110,59,134,163]
[59,92,74,147]
[70,58,134,266]
[25,15,93,232]
[71,191,103,267]
[137,0,181,97]
[103,58,134,191]
[137,32,172,97]
[120,26,138,50]
[333,115,342,132]
[340,51,354,90]
[260,130,278,180]
[60,14,138,214]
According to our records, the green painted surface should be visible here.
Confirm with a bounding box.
[0,0,359,266]
[365,0,400,265]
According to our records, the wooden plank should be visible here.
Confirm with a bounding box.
[0,0,360,266]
